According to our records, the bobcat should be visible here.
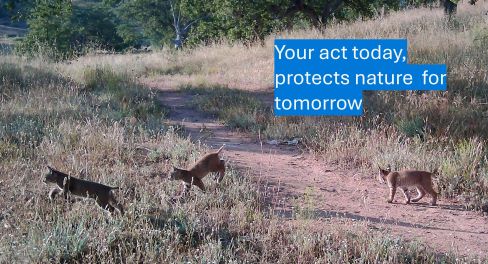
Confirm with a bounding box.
[378,166,438,206]
[44,166,124,214]
[168,145,225,194]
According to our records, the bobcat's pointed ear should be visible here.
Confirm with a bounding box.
[47,165,53,172]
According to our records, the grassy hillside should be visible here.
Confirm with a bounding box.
[74,2,487,210]
[1,55,469,263]
[1,2,487,263]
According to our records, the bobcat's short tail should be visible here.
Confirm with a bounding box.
[217,144,226,154]
[110,186,121,190]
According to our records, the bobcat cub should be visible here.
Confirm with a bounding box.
[44,166,124,214]
[168,145,225,194]
[378,166,438,206]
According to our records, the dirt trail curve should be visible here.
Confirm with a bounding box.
[156,89,488,258]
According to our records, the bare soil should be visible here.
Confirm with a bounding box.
[157,89,488,258]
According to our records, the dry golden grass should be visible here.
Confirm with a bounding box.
[53,2,487,92]
[2,57,469,262]
[2,2,488,262]
[126,1,488,210]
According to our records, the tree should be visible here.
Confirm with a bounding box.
[16,0,74,59]
[179,0,284,45]
[443,0,457,17]
[443,0,477,18]
[71,2,126,51]
[1,0,33,19]
[15,0,449,56]
[106,0,448,48]
[180,0,408,45]
[170,0,204,49]
[16,0,130,58]
[114,0,174,47]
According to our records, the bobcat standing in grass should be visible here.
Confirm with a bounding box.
[44,166,124,214]
[168,145,225,194]
[378,166,438,206]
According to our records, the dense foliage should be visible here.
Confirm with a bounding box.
[8,0,440,58]
[15,0,74,59]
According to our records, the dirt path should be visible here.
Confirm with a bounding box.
[157,89,488,258]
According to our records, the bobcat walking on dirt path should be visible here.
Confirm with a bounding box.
[378,166,438,206]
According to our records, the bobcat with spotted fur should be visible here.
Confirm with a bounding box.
[44,166,124,214]
[378,166,438,206]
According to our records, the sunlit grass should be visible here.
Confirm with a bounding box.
[1,1,488,262]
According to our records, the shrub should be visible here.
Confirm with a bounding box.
[16,0,75,60]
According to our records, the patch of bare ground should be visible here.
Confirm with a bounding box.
[156,88,488,258]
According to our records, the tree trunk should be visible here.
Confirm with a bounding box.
[443,0,457,17]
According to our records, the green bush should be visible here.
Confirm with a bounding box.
[395,117,425,138]
[16,0,75,60]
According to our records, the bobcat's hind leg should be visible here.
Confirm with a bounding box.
[411,186,426,202]
[108,193,124,215]
[192,177,206,192]
[49,188,63,200]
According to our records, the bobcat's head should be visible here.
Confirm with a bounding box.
[168,166,184,180]
[44,166,60,183]
[377,165,391,183]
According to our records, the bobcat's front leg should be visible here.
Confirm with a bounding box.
[181,183,191,197]
[216,160,225,183]
[49,188,63,200]
[387,186,396,203]
[62,177,70,200]
[400,187,410,204]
